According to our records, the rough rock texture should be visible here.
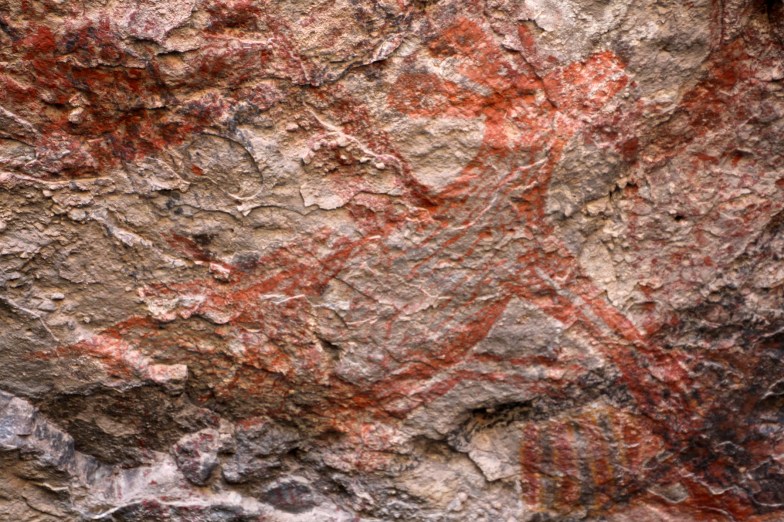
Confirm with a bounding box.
[1,0,783,520]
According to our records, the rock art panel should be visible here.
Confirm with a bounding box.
[1,0,783,520]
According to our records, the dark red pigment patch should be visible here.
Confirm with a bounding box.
[0,6,290,178]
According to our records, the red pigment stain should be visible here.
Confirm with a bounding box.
[0,4,299,178]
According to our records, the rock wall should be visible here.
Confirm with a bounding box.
[1,0,784,520]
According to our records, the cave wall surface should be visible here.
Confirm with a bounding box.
[1,0,784,520]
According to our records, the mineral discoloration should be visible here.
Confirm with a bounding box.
[1,0,783,520]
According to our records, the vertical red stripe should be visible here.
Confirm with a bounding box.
[520,423,543,510]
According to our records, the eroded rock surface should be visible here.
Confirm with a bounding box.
[1,0,783,520]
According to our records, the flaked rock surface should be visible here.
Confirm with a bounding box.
[1,0,783,520]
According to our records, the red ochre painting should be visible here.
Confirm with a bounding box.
[1,0,783,520]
